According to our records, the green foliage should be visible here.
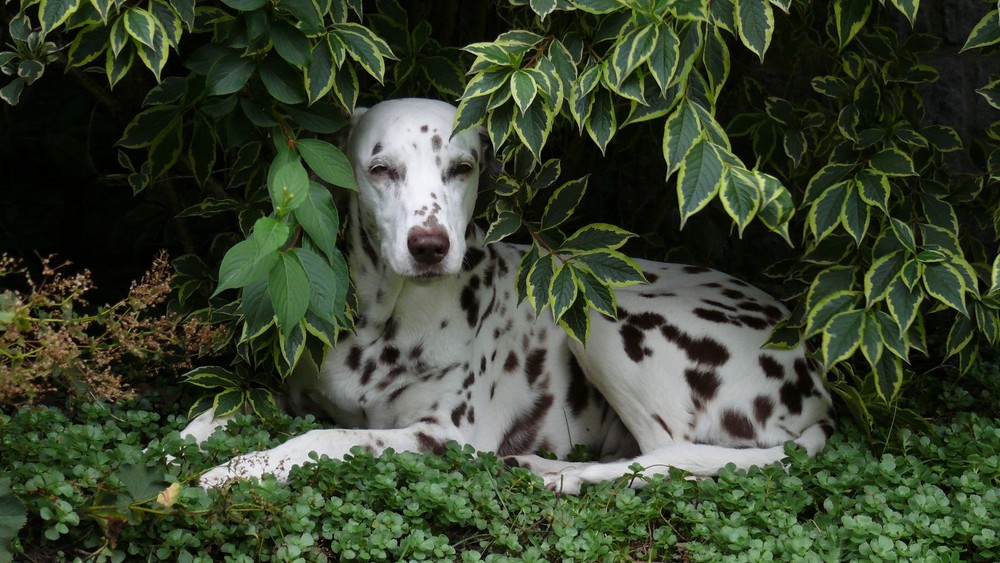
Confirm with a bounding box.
[3,0,999,436]
[3,361,1000,559]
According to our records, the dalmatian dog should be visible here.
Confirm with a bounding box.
[191,98,834,493]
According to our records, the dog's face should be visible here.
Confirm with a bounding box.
[346,99,488,278]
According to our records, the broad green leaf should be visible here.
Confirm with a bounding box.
[117,105,180,148]
[961,9,1000,52]
[840,183,870,245]
[946,314,974,359]
[150,0,182,47]
[585,89,616,154]
[248,388,280,418]
[484,211,521,245]
[575,269,616,318]
[757,173,794,243]
[188,115,217,187]
[677,139,724,228]
[222,0,266,10]
[807,180,848,241]
[860,311,884,368]
[807,265,856,310]
[67,23,108,67]
[332,60,359,111]
[922,262,968,316]
[510,71,538,114]
[558,294,591,344]
[212,388,244,418]
[873,352,903,403]
[702,27,730,98]
[40,0,82,35]
[889,0,919,26]
[561,223,634,253]
[803,162,856,205]
[267,151,310,213]
[135,19,169,81]
[662,100,701,176]
[269,252,311,336]
[184,366,240,389]
[513,99,553,160]
[529,0,557,19]
[123,8,158,49]
[549,265,578,323]
[207,53,254,96]
[991,253,1000,295]
[721,168,762,237]
[873,310,908,362]
[453,94,489,137]
[608,24,659,87]
[648,23,680,94]
[516,244,540,304]
[575,250,645,287]
[974,300,999,345]
[259,55,306,105]
[805,290,859,337]
[821,309,864,367]
[869,148,917,176]
[334,23,392,83]
[856,170,890,212]
[864,250,904,306]
[271,20,311,68]
[215,217,289,294]
[293,182,341,260]
[106,41,135,89]
[147,125,183,179]
[297,247,340,324]
[242,278,275,339]
[297,139,356,190]
[307,36,336,104]
[737,0,774,60]
[542,177,588,230]
[171,0,195,30]
[889,217,916,254]
[527,254,556,314]
[833,0,872,50]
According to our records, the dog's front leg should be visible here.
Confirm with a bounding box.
[198,422,463,487]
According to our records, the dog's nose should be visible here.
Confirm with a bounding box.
[407,229,450,264]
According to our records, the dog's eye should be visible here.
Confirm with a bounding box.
[369,164,390,176]
[452,162,475,176]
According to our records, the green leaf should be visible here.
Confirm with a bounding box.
[549,265,578,323]
[297,139,356,190]
[860,311,884,368]
[873,352,903,403]
[575,269,616,319]
[662,101,702,176]
[864,250,904,306]
[804,162,856,206]
[124,7,158,49]
[833,0,872,50]
[513,99,553,161]
[171,0,195,30]
[869,148,916,176]
[961,9,1000,52]
[150,0,182,47]
[808,181,848,241]
[946,314,974,359]
[334,23,392,83]
[307,36,336,104]
[135,19,169,81]
[720,168,762,237]
[484,210,521,245]
[188,115,217,187]
[737,0,774,60]
[922,262,968,316]
[840,183,870,245]
[268,151,310,214]
[117,105,179,149]
[297,248,340,324]
[242,278,275,339]
[889,0,919,26]
[293,183,341,260]
[212,388,245,418]
[184,366,240,389]
[0,489,27,559]
[821,309,864,367]
[677,139,724,228]
[991,253,1000,295]
[269,252,311,336]
[40,0,82,35]
[529,0,557,19]
[207,53,255,96]
[542,177,588,230]
[806,290,859,337]
[807,265,856,310]
[247,388,280,418]
[585,89,617,154]
[889,217,916,254]
[67,23,108,67]
[856,170,889,212]
[561,223,634,253]
[453,93,489,137]
[215,217,289,294]
[575,250,645,287]
[510,70,538,115]
[527,254,556,313]
[558,294,591,344]
[271,20,311,69]
[608,24,659,87]
[873,310,907,362]
[259,55,306,105]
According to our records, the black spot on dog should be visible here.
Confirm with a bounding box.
[820,420,836,438]
[451,403,467,426]
[629,311,666,330]
[463,247,486,271]
[416,432,446,454]
[479,355,487,375]
[620,324,648,362]
[388,384,410,403]
[371,143,383,156]
[702,299,738,312]
[347,346,362,371]
[420,124,429,132]
[463,372,475,389]
[431,135,442,151]
[722,288,746,300]
[759,355,785,379]
[780,382,803,414]
[410,344,424,359]
[460,286,479,328]
[721,409,755,440]
[497,394,554,456]
[738,301,763,312]
[504,351,519,372]
[693,308,732,324]
[660,321,730,366]
[737,315,769,330]
[360,360,376,386]
[644,272,660,283]
[753,396,774,424]
[440,320,449,329]
[566,355,590,415]
[652,414,673,437]
[525,349,546,385]
[763,305,785,323]
[685,368,720,401]
[380,346,400,365]
[684,265,711,274]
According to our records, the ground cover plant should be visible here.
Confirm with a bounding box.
[3,0,1000,560]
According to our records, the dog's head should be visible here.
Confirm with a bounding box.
[345,98,489,278]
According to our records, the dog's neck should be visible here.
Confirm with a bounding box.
[346,197,484,326]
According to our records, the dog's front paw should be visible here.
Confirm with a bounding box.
[198,451,293,488]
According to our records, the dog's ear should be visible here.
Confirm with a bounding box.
[351,106,370,126]
[335,106,369,149]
